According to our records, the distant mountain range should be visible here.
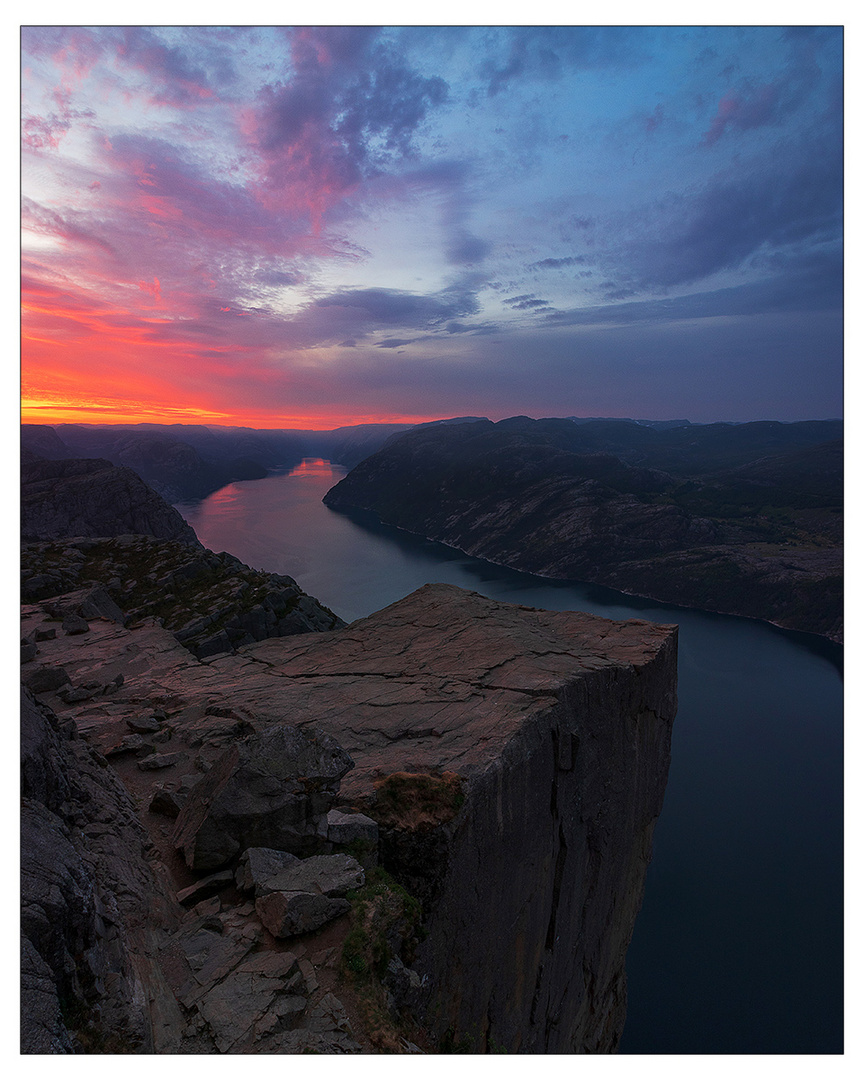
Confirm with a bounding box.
[20,419,489,501]
[323,416,843,641]
[21,415,718,503]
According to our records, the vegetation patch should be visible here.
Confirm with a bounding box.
[338,866,424,1052]
[371,771,464,831]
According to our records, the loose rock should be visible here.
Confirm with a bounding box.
[235,847,301,895]
[257,853,365,898]
[172,724,354,870]
[255,891,351,938]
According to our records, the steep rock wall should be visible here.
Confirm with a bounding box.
[415,649,675,1052]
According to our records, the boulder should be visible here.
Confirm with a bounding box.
[22,665,71,695]
[126,716,162,734]
[327,809,379,847]
[62,614,89,635]
[176,871,235,906]
[235,847,301,895]
[149,786,185,818]
[255,891,351,938]
[172,725,354,871]
[104,733,156,758]
[257,853,365,899]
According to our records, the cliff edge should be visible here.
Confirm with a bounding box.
[22,581,676,1053]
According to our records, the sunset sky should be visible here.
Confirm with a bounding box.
[21,23,843,428]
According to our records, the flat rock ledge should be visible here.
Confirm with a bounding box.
[22,582,677,1054]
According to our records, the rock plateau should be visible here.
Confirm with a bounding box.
[21,577,676,1054]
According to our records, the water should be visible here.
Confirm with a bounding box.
[176,460,843,1054]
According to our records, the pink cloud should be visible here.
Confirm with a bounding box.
[703,83,782,145]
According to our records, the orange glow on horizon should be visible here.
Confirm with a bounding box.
[20,397,451,431]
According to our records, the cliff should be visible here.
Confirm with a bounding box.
[21,580,676,1053]
[22,454,201,545]
[323,417,842,641]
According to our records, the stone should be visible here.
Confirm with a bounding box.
[20,688,179,1053]
[255,892,350,938]
[104,733,156,758]
[21,642,38,663]
[258,853,365,898]
[186,896,221,920]
[33,626,57,642]
[384,955,423,1015]
[235,951,300,980]
[20,935,74,1053]
[126,716,162,734]
[179,925,257,989]
[149,786,185,818]
[253,994,307,1039]
[172,724,354,871]
[297,957,319,994]
[57,686,100,703]
[76,587,126,624]
[22,665,70,695]
[304,992,353,1035]
[235,847,301,895]
[137,752,183,771]
[194,972,277,1051]
[327,808,379,846]
[176,870,235,906]
[62,614,89,635]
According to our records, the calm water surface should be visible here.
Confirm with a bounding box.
[176,460,843,1054]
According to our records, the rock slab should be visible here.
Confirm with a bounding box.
[172,724,354,870]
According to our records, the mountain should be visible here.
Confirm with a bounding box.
[23,424,301,502]
[323,417,843,641]
[21,452,202,546]
[22,420,494,502]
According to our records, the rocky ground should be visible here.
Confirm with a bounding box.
[21,580,676,1054]
[21,535,343,658]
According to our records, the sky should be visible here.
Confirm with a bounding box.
[20,22,844,428]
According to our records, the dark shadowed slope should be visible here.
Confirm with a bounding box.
[324,418,842,640]
[22,452,202,546]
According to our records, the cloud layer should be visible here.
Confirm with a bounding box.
[21,26,843,426]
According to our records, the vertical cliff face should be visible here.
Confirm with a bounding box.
[21,582,676,1053]
[414,648,676,1052]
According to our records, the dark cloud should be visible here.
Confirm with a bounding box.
[644,104,664,134]
[503,294,551,310]
[100,133,309,256]
[625,145,842,290]
[116,27,236,104]
[702,31,827,146]
[375,337,418,349]
[446,233,492,265]
[254,268,305,288]
[547,249,842,328]
[529,255,587,270]
[314,286,477,328]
